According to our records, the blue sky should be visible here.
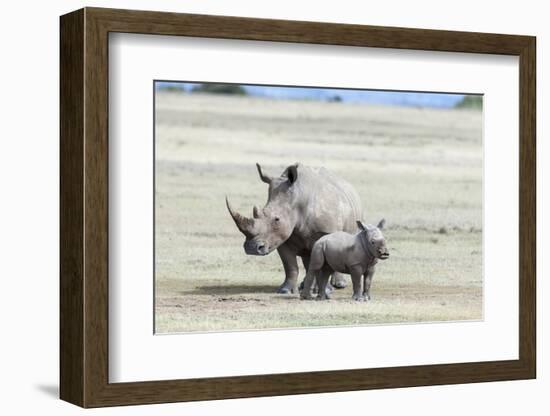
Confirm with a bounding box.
[156,81,470,109]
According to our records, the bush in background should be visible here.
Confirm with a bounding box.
[455,95,483,110]
[157,84,184,92]
[191,83,247,95]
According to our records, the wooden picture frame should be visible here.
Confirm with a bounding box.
[60,7,536,408]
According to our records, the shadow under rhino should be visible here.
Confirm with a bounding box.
[185,284,277,295]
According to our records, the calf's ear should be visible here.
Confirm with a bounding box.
[356,220,367,231]
[377,218,386,229]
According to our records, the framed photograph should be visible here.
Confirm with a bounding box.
[60,7,536,408]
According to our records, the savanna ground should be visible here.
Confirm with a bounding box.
[154,91,483,333]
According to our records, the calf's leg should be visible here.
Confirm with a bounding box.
[300,270,317,300]
[316,267,333,300]
[351,269,365,301]
[363,266,375,301]
[299,254,334,295]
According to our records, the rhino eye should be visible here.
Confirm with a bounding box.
[274,217,280,222]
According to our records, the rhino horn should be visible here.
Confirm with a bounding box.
[226,196,254,234]
[256,163,273,184]
[252,205,262,219]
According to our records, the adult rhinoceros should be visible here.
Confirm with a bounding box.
[226,163,363,294]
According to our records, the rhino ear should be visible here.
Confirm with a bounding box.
[287,164,298,185]
[377,219,386,229]
[356,220,367,231]
[256,163,273,184]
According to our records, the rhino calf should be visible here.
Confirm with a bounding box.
[301,219,389,302]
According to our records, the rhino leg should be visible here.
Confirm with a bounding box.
[362,266,375,301]
[276,245,299,294]
[298,255,311,294]
[316,267,333,300]
[351,269,366,301]
[330,272,348,289]
[300,270,316,300]
[299,279,332,294]
[298,254,334,295]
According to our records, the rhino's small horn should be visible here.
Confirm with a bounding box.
[225,196,254,234]
[253,205,262,219]
[256,163,273,184]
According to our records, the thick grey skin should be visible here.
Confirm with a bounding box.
[301,220,389,301]
[226,163,363,294]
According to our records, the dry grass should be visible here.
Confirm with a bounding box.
[154,92,483,333]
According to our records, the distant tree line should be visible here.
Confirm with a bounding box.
[191,83,247,95]
[157,84,184,92]
[157,83,248,95]
[455,95,483,109]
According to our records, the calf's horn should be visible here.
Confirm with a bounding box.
[225,196,254,234]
